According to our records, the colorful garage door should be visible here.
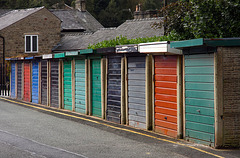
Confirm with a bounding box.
[75,59,86,114]
[107,55,121,123]
[11,62,16,98]
[41,60,48,105]
[91,59,102,117]
[63,60,72,110]
[17,62,22,99]
[50,60,59,108]
[32,61,39,103]
[154,55,178,137]
[185,54,215,146]
[128,56,146,129]
[24,61,31,102]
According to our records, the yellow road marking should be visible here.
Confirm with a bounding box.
[0,97,224,158]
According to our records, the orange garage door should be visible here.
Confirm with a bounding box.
[154,55,178,138]
[24,61,31,102]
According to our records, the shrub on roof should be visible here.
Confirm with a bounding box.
[88,34,180,49]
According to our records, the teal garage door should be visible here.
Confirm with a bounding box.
[63,60,72,110]
[185,54,215,146]
[75,59,86,114]
[91,59,101,117]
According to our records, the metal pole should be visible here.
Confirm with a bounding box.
[0,35,5,96]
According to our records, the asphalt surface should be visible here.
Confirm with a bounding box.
[0,97,239,158]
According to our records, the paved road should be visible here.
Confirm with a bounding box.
[0,98,239,158]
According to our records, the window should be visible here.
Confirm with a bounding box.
[25,35,38,53]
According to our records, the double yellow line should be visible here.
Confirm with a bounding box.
[0,97,224,158]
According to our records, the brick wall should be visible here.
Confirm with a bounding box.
[219,47,240,147]
[0,8,61,59]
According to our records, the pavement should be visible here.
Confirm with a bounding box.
[0,97,239,158]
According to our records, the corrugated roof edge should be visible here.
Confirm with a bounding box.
[25,56,34,60]
[116,44,138,53]
[80,49,96,54]
[138,41,182,55]
[171,38,240,49]
[54,52,65,58]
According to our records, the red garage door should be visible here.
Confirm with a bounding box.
[24,61,31,102]
[154,55,178,138]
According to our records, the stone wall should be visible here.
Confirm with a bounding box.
[219,46,240,147]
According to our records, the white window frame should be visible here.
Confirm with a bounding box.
[25,35,38,53]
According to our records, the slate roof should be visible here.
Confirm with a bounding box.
[50,9,103,32]
[0,9,12,17]
[0,7,44,30]
[53,17,164,51]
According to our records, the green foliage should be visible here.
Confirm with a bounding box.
[156,0,240,39]
[186,0,240,38]
[88,35,179,49]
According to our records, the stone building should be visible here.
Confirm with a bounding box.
[0,7,61,58]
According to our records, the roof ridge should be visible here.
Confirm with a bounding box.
[126,17,163,22]
[8,6,44,14]
[99,27,117,30]
[63,32,93,36]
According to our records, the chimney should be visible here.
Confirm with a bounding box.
[134,4,144,19]
[75,0,86,12]
[136,4,139,12]
[134,3,158,19]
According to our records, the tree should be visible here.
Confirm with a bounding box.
[156,0,240,39]
[98,0,121,27]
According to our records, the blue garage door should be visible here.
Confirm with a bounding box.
[32,61,39,103]
[11,62,16,98]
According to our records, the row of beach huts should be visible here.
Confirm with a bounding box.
[7,38,240,148]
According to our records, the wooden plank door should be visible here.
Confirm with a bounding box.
[63,60,72,110]
[17,61,22,99]
[128,56,146,129]
[107,55,122,123]
[32,61,39,103]
[154,55,178,137]
[41,60,48,105]
[185,54,215,146]
[11,62,16,98]
[24,61,31,102]
[50,60,59,108]
[75,59,86,114]
[91,59,102,117]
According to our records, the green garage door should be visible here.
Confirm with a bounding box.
[75,59,86,114]
[63,60,72,110]
[91,59,101,117]
[185,53,215,146]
